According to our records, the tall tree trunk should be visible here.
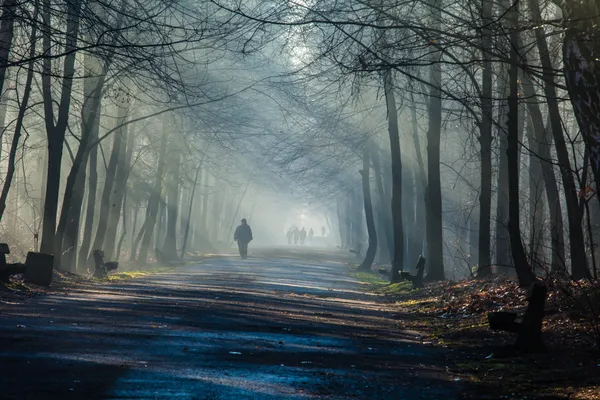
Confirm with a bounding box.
[384,69,405,283]
[89,116,125,262]
[496,76,512,274]
[57,55,107,272]
[39,0,82,256]
[77,115,100,271]
[138,130,168,264]
[115,191,128,261]
[0,0,17,95]
[561,1,600,211]
[161,147,181,260]
[201,170,209,235]
[529,0,589,279]
[104,104,131,260]
[181,165,202,258]
[477,0,494,278]
[372,146,393,263]
[0,10,38,221]
[402,154,415,269]
[425,1,445,281]
[409,92,427,262]
[527,120,546,270]
[359,142,378,271]
[520,73,566,273]
[507,1,534,287]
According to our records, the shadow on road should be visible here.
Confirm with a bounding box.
[0,247,461,399]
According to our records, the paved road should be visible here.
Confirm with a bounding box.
[0,248,460,399]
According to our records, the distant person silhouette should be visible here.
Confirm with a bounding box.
[286,228,294,244]
[300,227,307,244]
[321,226,326,237]
[308,228,314,243]
[293,227,299,244]
[234,218,253,259]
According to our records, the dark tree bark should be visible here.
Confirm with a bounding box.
[57,55,108,272]
[402,155,415,269]
[161,147,181,260]
[181,164,202,258]
[520,73,565,273]
[528,0,589,279]
[383,69,405,283]
[359,142,377,271]
[561,1,600,214]
[104,105,132,260]
[0,9,38,221]
[138,130,168,264]
[201,170,209,235]
[496,76,512,274]
[89,119,125,263]
[39,0,83,256]
[115,191,128,262]
[507,1,534,287]
[371,146,393,264]
[0,0,17,95]
[425,6,445,280]
[477,0,494,278]
[409,92,427,263]
[77,115,100,271]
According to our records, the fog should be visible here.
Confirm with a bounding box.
[0,0,597,284]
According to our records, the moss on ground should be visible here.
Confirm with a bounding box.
[105,268,173,281]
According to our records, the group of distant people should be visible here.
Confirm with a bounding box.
[233,219,330,259]
[286,225,327,245]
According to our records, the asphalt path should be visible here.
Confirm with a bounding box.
[0,247,461,399]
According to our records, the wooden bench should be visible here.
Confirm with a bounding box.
[488,282,547,353]
[401,255,426,289]
[0,243,25,282]
[92,249,119,278]
[0,243,54,286]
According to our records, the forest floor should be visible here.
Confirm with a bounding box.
[1,247,463,399]
[352,267,600,399]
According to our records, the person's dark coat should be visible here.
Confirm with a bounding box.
[234,224,253,243]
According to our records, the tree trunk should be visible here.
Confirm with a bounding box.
[0,0,17,95]
[57,54,107,272]
[529,0,589,279]
[104,105,131,260]
[477,0,494,278]
[409,92,427,262]
[507,1,534,287]
[77,115,100,271]
[496,76,512,274]
[0,12,38,221]
[527,120,546,270]
[561,1,600,212]
[359,142,378,271]
[383,69,405,283]
[89,118,124,262]
[520,73,565,273]
[402,154,415,269]
[181,164,202,258]
[425,3,445,280]
[161,147,181,260]
[371,146,393,264]
[39,0,82,256]
[138,130,167,264]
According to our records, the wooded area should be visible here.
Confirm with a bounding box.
[0,0,599,337]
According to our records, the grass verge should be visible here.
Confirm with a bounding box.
[350,270,600,399]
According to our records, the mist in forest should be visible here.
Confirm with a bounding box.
[0,0,598,286]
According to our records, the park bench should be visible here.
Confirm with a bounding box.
[92,249,119,278]
[401,255,426,289]
[488,281,547,353]
[0,243,54,286]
